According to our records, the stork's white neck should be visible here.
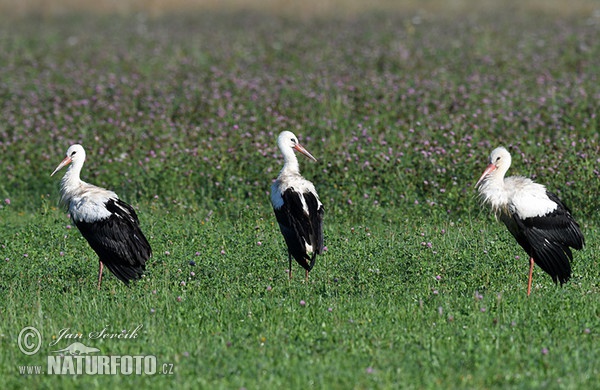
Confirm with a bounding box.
[478,177,510,216]
[59,159,85,206]
[478,157,512,216]
[279,145,300,176]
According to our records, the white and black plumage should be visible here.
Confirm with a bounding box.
[271,131,324,280]
[476,146,584,295]
[51,144,152,289]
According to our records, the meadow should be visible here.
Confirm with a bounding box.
[1,1,599,388]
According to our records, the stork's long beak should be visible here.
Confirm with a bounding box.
[475,163,496,188]
[294,144,317,162]
[51,156,72,177]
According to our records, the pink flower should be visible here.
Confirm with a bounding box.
[299,300,306,306]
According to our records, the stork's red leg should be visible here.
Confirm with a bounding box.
[305,269,309,281]
[288,253,293,279]
[97,260,104,290]
[527,257,534,296]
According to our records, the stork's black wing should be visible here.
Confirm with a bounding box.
[273,189,324,271]
[510,191,584,284]
[75,198,152,285]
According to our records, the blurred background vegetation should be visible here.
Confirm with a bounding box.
[1,0,598,18]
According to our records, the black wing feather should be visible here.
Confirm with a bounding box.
[508,191,584,285]
[75,198,152,285]
[273,189,324,271]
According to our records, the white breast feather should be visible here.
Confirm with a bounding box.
[507,178,557,219]
[67,186,118,223]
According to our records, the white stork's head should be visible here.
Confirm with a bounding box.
[277,131,317,163]
[51,144,86,177]
[476,146,512,187]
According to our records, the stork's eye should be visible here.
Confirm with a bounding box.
[71,151,77,156]
[495,156,501,162]
[291,138,297,144]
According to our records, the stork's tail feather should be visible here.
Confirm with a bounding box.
[307,253,317,272]
[102,260,146,286]
[293,253,317,272]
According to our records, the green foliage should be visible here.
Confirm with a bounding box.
[1,6,599,389]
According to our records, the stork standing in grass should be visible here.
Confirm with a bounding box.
[271,131,324,280]
[51,144,152,289]
[476,146,584,295]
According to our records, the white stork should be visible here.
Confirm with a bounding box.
[476,146,584,295]
[270,131,324,280]
[51,144,152,289]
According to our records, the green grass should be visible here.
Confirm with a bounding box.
[1,4,600,389]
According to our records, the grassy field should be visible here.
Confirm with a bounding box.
[1,2,600,388]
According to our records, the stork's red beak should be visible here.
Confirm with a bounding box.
[475,163,497,187]
[51,156,72,177]
[294,144,317,162]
